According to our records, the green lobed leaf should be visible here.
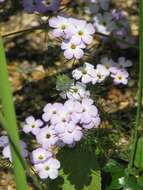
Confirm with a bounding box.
[49,145,101,190]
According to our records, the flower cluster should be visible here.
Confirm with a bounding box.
[72,57,132,85]
[22,0,60,14]
[49,16,95,59]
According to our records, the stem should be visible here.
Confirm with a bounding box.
[128,0,143,170]
[0,36,28,189]
[2,23,138,49]
[0,112,44,190]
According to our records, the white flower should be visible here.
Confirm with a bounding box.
[49,16,74,38]
[23,116,43,135]
[36,126,58,149]
[92,64,109,84]
[66,82,90,100]
[117,57,133,68]
[68,19,95,45]
[93,12,116,35]
[61,40,86,60]
[72,62,95,84]
[35,158,60,179]
[31,148,52,164]
[111,69,129,85]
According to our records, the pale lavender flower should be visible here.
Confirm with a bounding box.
[100,57,116,73]
[49,16,73,38]
[111,69,129,85]
[2,141,28,162]
[61,40,86,60]
[31,148,52,164]
[35,157,60,179]
[92,64,110,84]
[66,82,90,101]
[51,106,70,126]
[59,123,83,144]
[94,12,116,35]
[72,62,95,84]
[0,136,9,147]
[80,98,98,124]
[42,103,63,122]
[68,19,95,45]
[36,126,58,149]
[23,116,43,135]
[117,57,133,68]
[64,99,82,123]
[83,115,101,129]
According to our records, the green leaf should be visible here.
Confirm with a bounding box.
[125,176,141,190]
[104,160,125,190]
[134,137,143,170]
[137,175,143,187]
[49,145,101,190]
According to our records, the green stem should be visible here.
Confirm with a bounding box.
[128,0,143,170]
[2,23,137,49]
[0,36,28,190]
[0,112,44,190]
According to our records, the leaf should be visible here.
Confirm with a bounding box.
[137,175,143,187]
[125,176,141,190]
[49,145,101,190]
[134,137,143,170]
[104,160,125,190]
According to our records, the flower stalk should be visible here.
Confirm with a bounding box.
[128,0,143,170]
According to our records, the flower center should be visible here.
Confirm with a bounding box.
[102,21,107,26]
[45,166,49,171]
[73,88,78,93]
[71,44,76,49]
[46,134,51,139]
[78,30,84,36]
[97,74,102,79]
[38,155,44,160]
[43,0,51,6]
[82,69,87,75]
[61,24,66,30]
[118,76,122,80]
[31,124,35,128]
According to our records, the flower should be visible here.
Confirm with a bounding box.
[72,62,95,84]
[31,148,52,164]
[61,40,86,60]
[83,115,101,129]
[111,69,129,85]
[92,64,110,84]
[36,126,58,149]
[0,136,9,147]
[64,99,82,123]
[49,16,72,38]
[42,103,63,122]
[93,12,116,35]
[117,57,133,68]
[23,116,43,135]
[2,141,28,162]
[80,98,98,124]
[100,57,116,73]
[59,123,83,145]
[65,82,90,100]
[22,0,60,14]
[34,157,60,179]
[69,19,95,45]
[51,106,70,126]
